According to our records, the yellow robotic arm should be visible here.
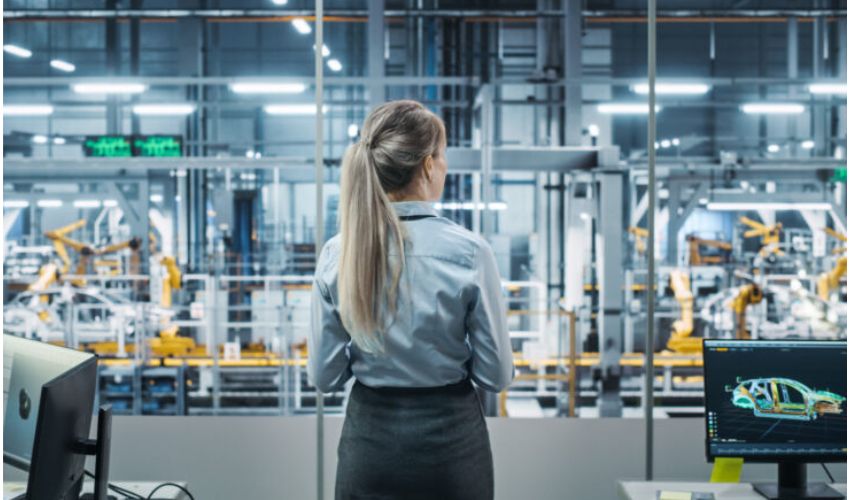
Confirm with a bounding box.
[729,283,763,339]
[628,226,649,255]
[740,216,783,257]
[666,270,699,353]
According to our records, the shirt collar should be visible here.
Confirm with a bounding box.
[391,200,439,218]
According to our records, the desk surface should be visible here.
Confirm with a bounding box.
[619,481,847,500]
[4,481,190,500]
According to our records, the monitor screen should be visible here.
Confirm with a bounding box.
[704,339,847,462]
[3,335,93,461]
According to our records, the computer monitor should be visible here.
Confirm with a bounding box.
[3,334,99,499]
[703,339,846,499]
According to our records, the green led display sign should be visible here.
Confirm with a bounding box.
[133,136,183,157]
[83,135,183,157]
[83,136,132,157]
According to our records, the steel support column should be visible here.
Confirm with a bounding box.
[563,0,583,145]
[314,2,325,499]
[368,0,386,108]
[595,171,625,418]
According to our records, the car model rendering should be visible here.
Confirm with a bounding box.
[729,377,845,421]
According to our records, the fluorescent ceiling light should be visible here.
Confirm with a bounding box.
[103,200,119,208]
[327,59,342,72]
[31,135,48,144]
[587,124,600,137]
[271,0,288,4]
[4,44,32,58]
[50,59,76,72]
[72,82,147,94]
[347,124,359,138]
[4,105,54,116]
[132,103,197,116]
[671,138,680,146]
[73,200,101,208]
[264,104,327,115]
[433,202,508,211]
[597,103,661,114]
[767,144,780,153]
[4,200,30,208]
[801,140,815,150]
[740,103,805,114]
[229,82,306,94]
[291,18,311,34]
[150,194,164,203]
[707,202,831,211]
[53,137,66,145]
[808,83,847,95]
[631,82,711,95]
[36,199,64,208]
[660,139,671,148]
[313,44,330,57]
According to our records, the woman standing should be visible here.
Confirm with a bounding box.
[309,100,514,500]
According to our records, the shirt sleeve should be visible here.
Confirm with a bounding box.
[465,241,515,392]
[308,274,353,393]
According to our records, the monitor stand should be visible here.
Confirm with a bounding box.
[753,462,843,500]
[72,405,114,500]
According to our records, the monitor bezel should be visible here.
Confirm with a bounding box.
[703,338,847,464]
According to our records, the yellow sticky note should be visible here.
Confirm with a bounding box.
[658,491,693,500]
[710,457,743,483]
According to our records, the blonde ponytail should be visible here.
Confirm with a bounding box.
[337,100,446,353]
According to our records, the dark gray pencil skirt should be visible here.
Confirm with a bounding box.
[335,379,494,500]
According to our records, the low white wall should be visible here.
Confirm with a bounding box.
[6,416,846,499]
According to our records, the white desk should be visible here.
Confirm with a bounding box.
[618,481,847,500]
[4,481,190,500]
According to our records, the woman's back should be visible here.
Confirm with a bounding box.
[310,200,514,393]
[309,100,511,500]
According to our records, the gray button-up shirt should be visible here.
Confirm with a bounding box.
[309,201,515,393]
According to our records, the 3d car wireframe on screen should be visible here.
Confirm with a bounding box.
[728,377,845,421]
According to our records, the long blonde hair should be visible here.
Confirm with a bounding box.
[338,100,446,353]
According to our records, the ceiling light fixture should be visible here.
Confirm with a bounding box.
[808,83,847,95]
[327,59,342,72]
[3,44,32,58]
[72,82,147,94]
[597,103,661,114]
[50,59,76,72]
[3,200,30,208]
[132,103,197,116]
[36,199,64,208]
[741,103,805,114]
[229,82,306,94]
[3,105,54,116]
[631,82,711,95]
[291,18,311,34]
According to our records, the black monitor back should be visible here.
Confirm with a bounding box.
[27,357,97,500]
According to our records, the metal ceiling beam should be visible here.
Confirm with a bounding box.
[2,146,616,175]
[3,9,844,20]
[4,75,844,88]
